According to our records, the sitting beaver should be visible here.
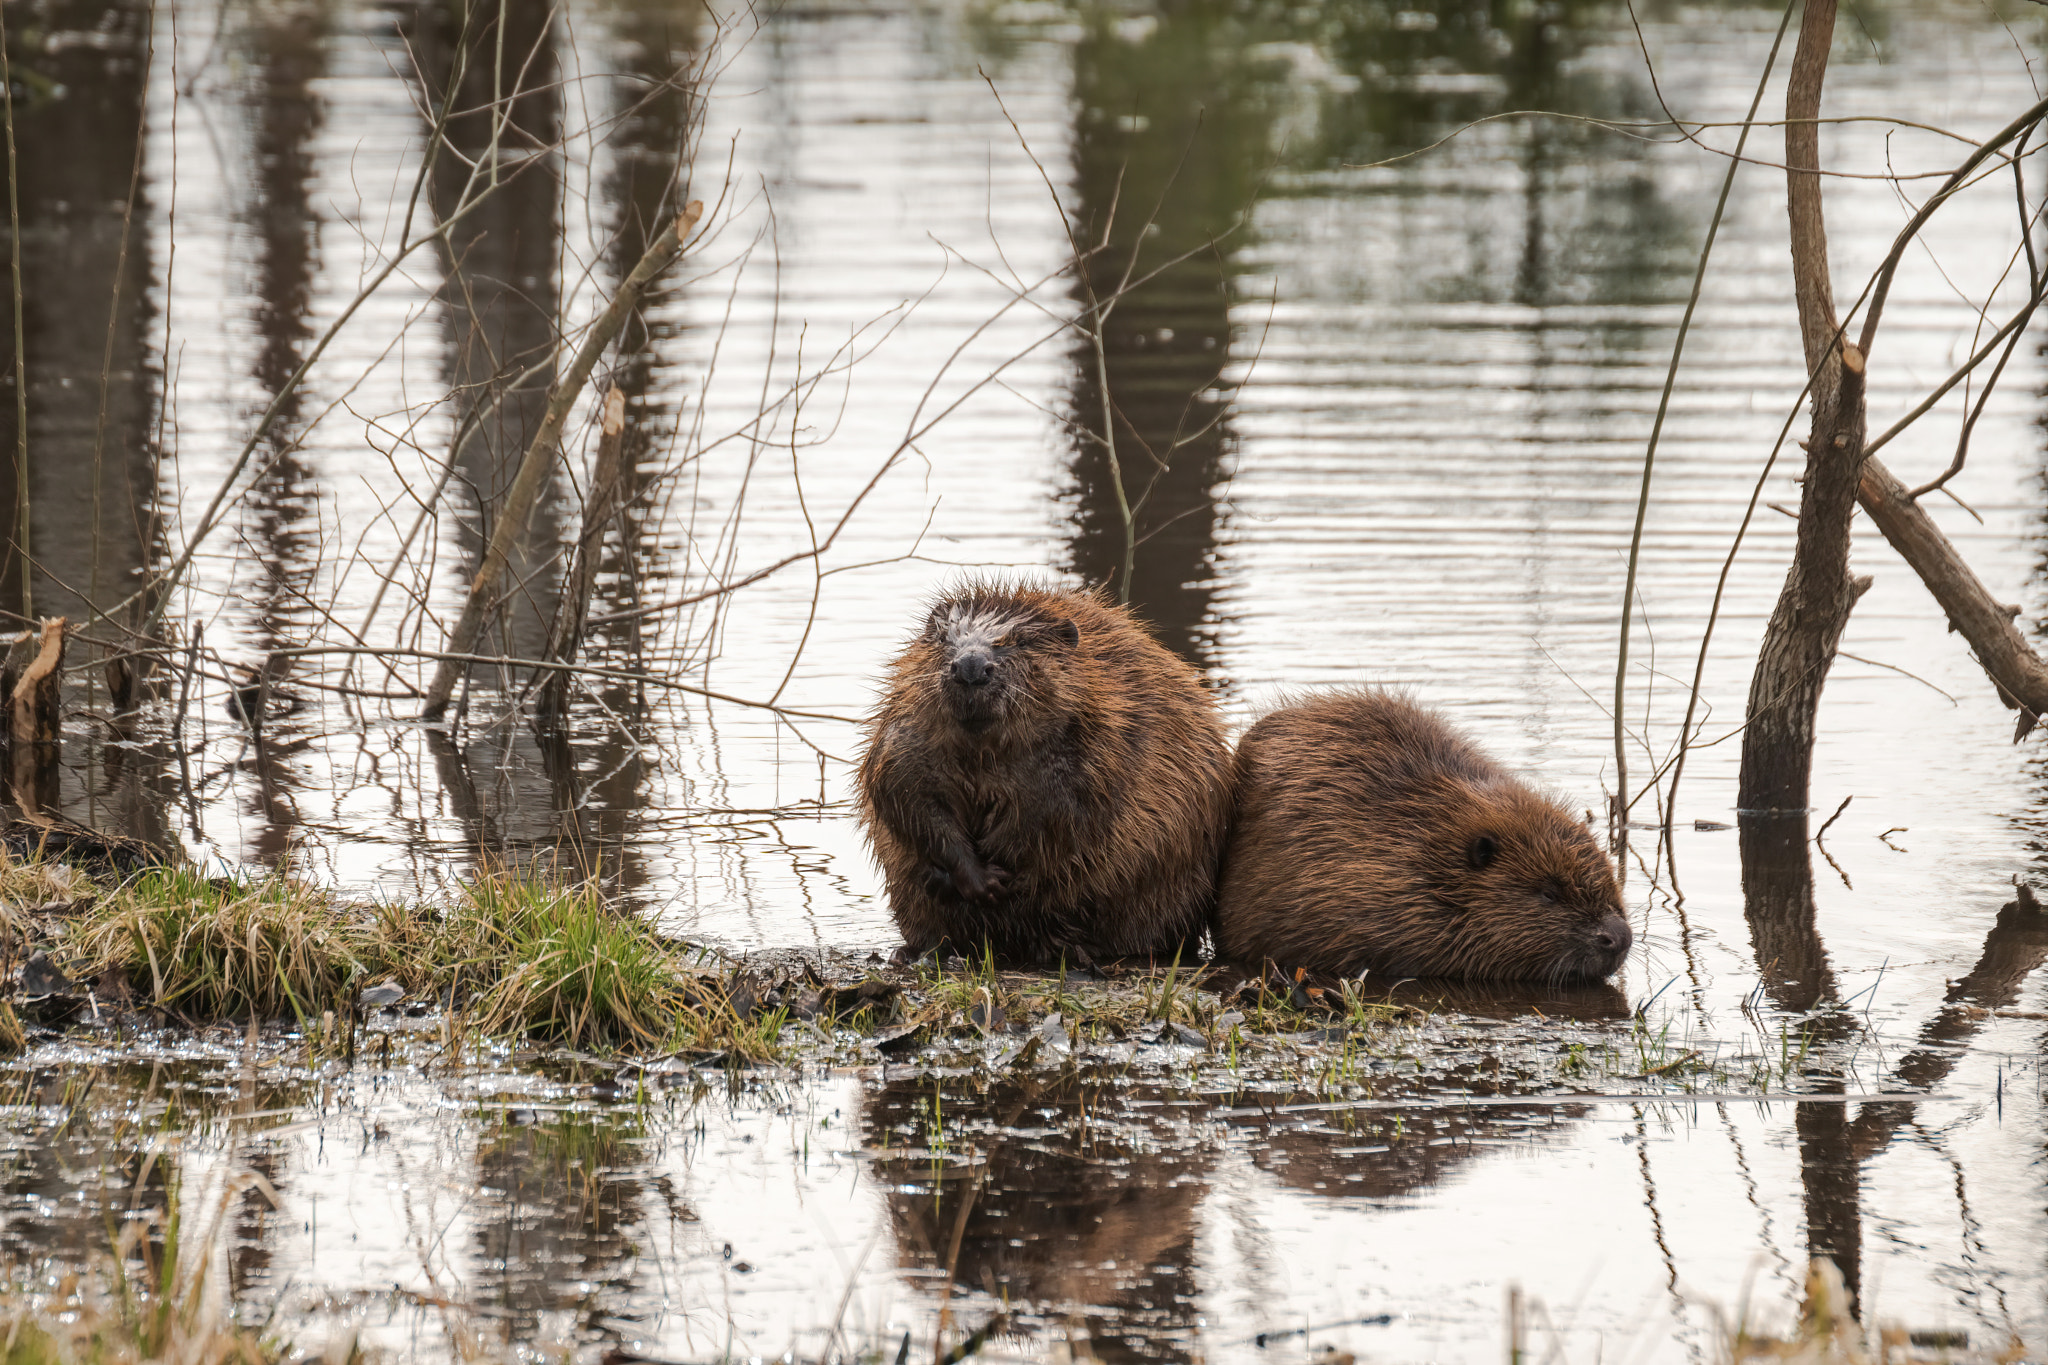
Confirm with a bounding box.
[856,580,1231,964]
[1215,690,1630,982]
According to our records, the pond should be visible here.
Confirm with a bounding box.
[1,0,2046,1358]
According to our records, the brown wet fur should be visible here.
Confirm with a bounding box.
[1215,689,1630,983]
[856,579,1231,964]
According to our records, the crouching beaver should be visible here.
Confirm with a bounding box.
[857,580,1231,964]
[1215,690,1630,983]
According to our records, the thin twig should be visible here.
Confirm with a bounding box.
[1868,277,2047,466]
[283,645,850,723]
[1815,794,1853,845]
[1619,0,1793,834]
[1858,95,2048,358]
[420,200,706,718]
[1836,651,1957,703]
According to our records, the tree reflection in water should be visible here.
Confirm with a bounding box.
[468,1107,663,1346]
[0,0,163,833]
[407,0,565,670]
[1056,0,1686,677]
[1060,1,1265,671]
[1741,813,2048,1314]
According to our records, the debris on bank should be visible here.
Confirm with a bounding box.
[0,842,1852,1101]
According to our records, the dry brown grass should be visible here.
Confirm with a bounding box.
[0,1170,292,1365]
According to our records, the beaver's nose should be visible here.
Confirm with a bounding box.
[1590,912,1632,961]
[951,651,993,687]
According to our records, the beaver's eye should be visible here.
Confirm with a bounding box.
[1536,880,1564,904]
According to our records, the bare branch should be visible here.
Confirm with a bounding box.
[420,200,705,719]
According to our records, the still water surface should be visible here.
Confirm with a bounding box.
[3,0,2048,1357]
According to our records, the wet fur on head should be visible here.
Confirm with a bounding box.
[856,577,1232,964]
[1215,688,1629,984]
[912,583,1086,736]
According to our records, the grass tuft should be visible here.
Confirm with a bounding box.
[0,848,82,914]
[71,867,373,1021]
[41,861,794,1058]
[446,871,684,1050]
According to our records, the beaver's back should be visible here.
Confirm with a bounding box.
[1215,689,1628,982]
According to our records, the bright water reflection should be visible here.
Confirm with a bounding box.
[1,0,2047,1356]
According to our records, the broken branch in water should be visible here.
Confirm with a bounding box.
[420,199,705,721]
[1854,457,2048,737]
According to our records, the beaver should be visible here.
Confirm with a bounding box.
[1215,689,1630,983]
[856,579,1231,964]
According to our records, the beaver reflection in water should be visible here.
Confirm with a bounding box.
[856,580,1231,964]
[862,1072,1205,1360]
[1216,689,1631,983]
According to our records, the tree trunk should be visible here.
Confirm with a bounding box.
[1738,0,1870,815]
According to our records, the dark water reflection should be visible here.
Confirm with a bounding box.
[233,0,326,867]
[1060,2,1253,669]
[413,0,566,670]
[1790,882,2048,1314]
[866,1069,1209,1363]
[469,1109,664,1337]
[0,0,156,628]
[1739,811,1839,1014]
[1,0,2047,1356]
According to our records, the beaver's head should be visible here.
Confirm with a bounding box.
[1410,787,1631,984]
[922,594,1081,738]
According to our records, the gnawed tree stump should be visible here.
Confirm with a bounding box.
[6,618,64,742]
[0,618,65,814]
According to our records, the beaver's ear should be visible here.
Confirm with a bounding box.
[922,606,948,640]
[1466,834,1499,870]
[1048,617,1080,649]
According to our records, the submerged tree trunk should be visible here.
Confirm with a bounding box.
[1738,0,1870,815]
